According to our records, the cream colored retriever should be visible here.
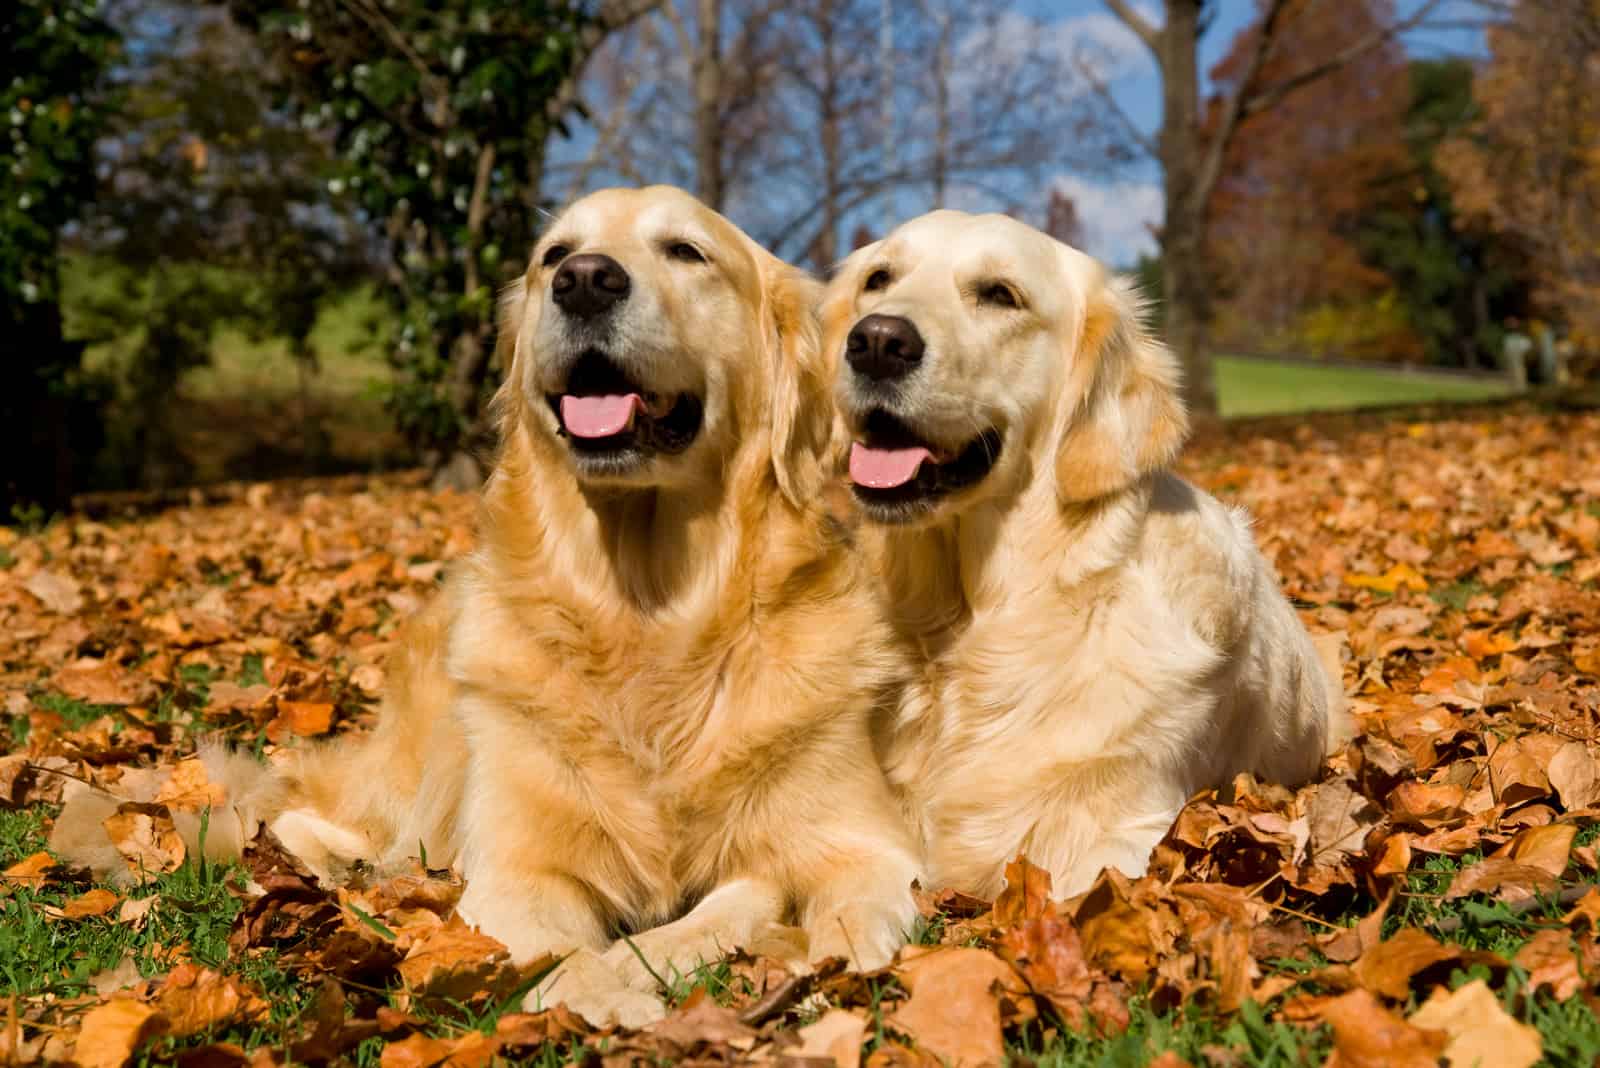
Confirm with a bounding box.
[54,187,918,1023]
[821,211,1348,900]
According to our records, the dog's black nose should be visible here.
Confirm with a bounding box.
[846,314,926,381]
[553,253,631,319]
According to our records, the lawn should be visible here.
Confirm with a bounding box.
[1216,355,1514,418]
[4,404,1599,1066]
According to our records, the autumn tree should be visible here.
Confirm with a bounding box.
[557,0,1115,268]
[1204,0,1411,360]
[223,0,659,482]
[1358,59,1532,369]
[1103,0,1442,414]
[1438,0,1600,376]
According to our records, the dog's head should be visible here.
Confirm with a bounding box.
[823,210,1187,527]
[499,186,826,504]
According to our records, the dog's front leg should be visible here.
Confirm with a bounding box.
[598,876,789,990]
[799,836,921,971]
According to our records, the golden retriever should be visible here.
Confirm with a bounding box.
[54,187,918,1024]
[820,210,1348,900]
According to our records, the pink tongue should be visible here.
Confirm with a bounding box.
[560,394,644,438]
[850,441,932,489]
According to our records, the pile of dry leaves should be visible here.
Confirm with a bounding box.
[2,404,1599,1067]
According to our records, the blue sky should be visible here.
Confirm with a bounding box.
[550,2,1489,268]
[1008,1,1487,265]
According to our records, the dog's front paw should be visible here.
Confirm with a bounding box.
[806,904,908,972]
[526,948,667,1028]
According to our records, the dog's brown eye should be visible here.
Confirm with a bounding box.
[667,242,707,263]
[864,268,891,292]
[541,244,570,268]
[978,282,1020,309]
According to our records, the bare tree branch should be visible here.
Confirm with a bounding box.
[1104,0,1160,56]
[1189,0,1290,219]
[1073,53,1157,159]
[1241,0,1447,116]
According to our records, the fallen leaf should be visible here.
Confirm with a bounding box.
[889,947,1022,1067]
[991,854,1053,927]
[1307,777,1380,861]
[1319,988,1446,1068]
[73,999,168,1068]
[1407,979,1540,1068]
[1345,564,1427,594]
[1493,821,1577,877]
[1445,859,1561,903]
[395,919,521,1006]
[1352,928,1469,1000]
[54,660,155,707]
[792,1010,868,1068]
[24,568,85,615]
[118,895,159,929]
[60,887,122,920]
[104,802,187,876]
[155,963,270,1037]
[1512,929,1584,1001]
[379,1031,497,1068]
[1548,743,1600,811]
[89,956,145,996]
[265,700,335,741]
[155,758,228,813]
[650,990,759,1052]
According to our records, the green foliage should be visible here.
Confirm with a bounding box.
[1357,59,1534,369]
[1,0,121,512]
[224,0,597,451]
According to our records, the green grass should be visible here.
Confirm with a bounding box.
[3,803,1598,1065]
[1216,356,1514,418]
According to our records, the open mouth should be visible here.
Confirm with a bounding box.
[546,350,703,469]
[848,409,1001,521]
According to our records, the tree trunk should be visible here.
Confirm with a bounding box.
[1155,0,1219,418]
[692,0,724,207]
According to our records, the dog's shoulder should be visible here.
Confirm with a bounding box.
[1137,472,1266,651]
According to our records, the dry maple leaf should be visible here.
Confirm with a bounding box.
[1407,979,1541,1068]
[1318,988,1447,1068]
[649,990,760,1053]
[22,568,85,615]
[153,758,228,813]
[887,946,1025,1068]
[379,1030,497,1068]
[990,854,1052,927]
[103,802,186,876]
[71,999,168,1068]
[791,1009,869,1068]
[153,964,270,1038]
[54,887,122,921]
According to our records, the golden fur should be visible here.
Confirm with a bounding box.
[823,210,1350,899]
[57,187,918,1025]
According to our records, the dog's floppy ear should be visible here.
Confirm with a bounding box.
[489,275,530,429]
[760,256,832,509]
[1054,251,1189,504]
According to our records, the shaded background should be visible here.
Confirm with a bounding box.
[4,0,1596,515]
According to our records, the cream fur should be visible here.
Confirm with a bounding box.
[57,187,919,1027]
[823,211,1349,899]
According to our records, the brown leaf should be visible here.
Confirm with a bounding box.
[104,802,187,876]
[994,912,1093,1015]
[792,1010,868,1068]
[650,989,759,1052]
[395,918,523,1006]
[154,964,270,1038]
[1074,870,1176,982]
[1488,734,1562,807]
[265,700,335,741]
[1307,777,1380,862]
[1386,781,1467,829]
[1492,821,1577,877]
[1512,929,1584,1000]
[54,660,155,707]
[73,999,169,1068]
[24,568,84,614]
[991,854,1052,927]
[1407,979,1541,1068]
[1319,988,1447,1068]
[888,947,1022,1068]
[60,887,122,920]
[154,759,229,813]
[1548,742,1600,810]
[3,851,57,889]
[118,895,158,929]
[1445,858,1561,903]
[1352,928,1463,1000]
[379,1031,497,1068]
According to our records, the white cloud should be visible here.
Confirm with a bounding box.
[1049,174,1163,266]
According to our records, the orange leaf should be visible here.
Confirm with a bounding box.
[1345,564,1428,595]
[72,999,168,1068]
[991,854,1052,927]
[1319,988,1446,1068]
[60,888,122,920]
[888,947,1022,1068]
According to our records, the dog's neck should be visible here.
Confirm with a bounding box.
[479,415,809,620]
[872,476,1153,648]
